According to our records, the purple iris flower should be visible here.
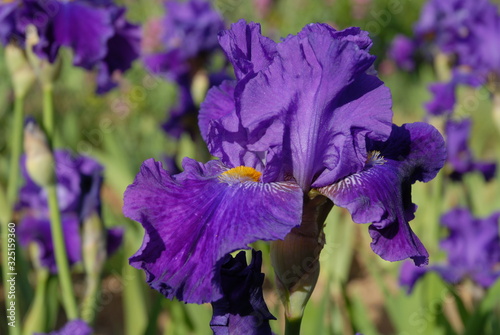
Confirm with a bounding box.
[0,0,140,93]
[425,70,483,116]
[143,0,225,81]
[17,150,123,272]
[400,208,500,293]
[143,0,226,138]
[389,35,416,71]
[414,0,496,59]
[124,20,445,308]
[36,319,92,335]
[445,118,496,181]
[161,71,229,139]
[210,250,275,335]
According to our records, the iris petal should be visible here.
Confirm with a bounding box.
[124,158,303,303]
[319,123,446,266]
[210,250,275,335]
[218,20,277,80]
[234,23,393,190]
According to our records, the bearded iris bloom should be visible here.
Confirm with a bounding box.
[0,0,141,93]
[124,20,446,322]
[17,150,123,272]
[400,208,500,293]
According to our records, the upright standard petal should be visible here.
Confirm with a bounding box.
[319,123,446,266]
[125,158,303,303]
[219,22,393,190]
[218,20,277,80]
[199,79,266,173]
[210,250,275,335]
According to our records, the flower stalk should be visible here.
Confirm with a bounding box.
[22,265,49,335]
[31,85,79,320]
[271,191,333,334]
[2,42,35,335]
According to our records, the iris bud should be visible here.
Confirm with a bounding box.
[25,25,61,89]
[270,191,333,321]
[191,69,209,106]
[5,43,36,99]
[24,118,55,187]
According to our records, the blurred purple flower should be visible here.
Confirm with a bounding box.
[124,20,445,309]
[210,250,275,335]
[36,319,92,335]
[161,71,229,139]
[17,150,123,273]
[389,35,416,71]
[143,0,225,81]
[414,0,496,59]
[400,208,500,293]
[143,0,226,139]
[445,118,496,181]
[425,70,483,116]
[0,0,140,93]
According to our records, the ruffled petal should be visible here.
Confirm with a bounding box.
[319,123,446,266]
[218,20,277,80]
[124,158,303,303]
[233,23,393,190]
[210,250,275,335]
[199,79,265,171]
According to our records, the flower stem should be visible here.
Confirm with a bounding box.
[1,95,25,335]
[80,277,100,324]
[22,269,49,335]
[7,97,24,205]
[42,84,78,320]
[42,86,54,139]
[46,184,78,319]
[492,93,500,136]
[285,316,303,335]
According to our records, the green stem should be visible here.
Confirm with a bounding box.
[42,85,78,320]
[285,316,302,335]
[1,96,25,335]
[492,93,500,137]
[7,97,24,205]
[46,184,78,319]
[22,269,49,335]
[42,86,54,139]
[80,277,100,325]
